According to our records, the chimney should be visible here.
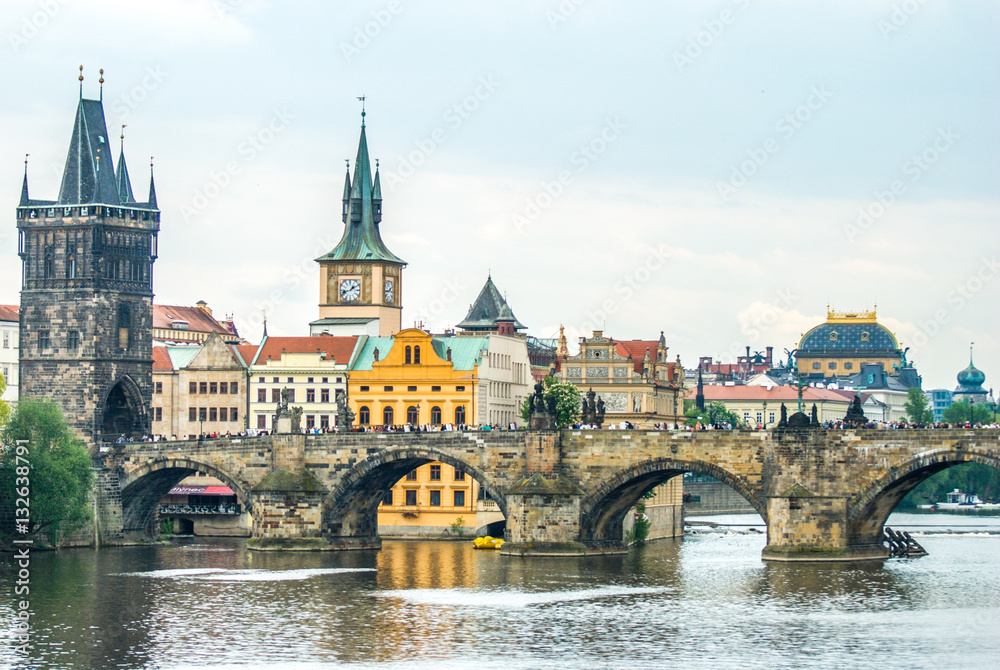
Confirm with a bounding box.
[196,300,211,316]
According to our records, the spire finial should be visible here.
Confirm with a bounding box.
[120,124,126,148]
[150,156,154,170]
[357,95,366,126]
[375,158,379,169]
[78,65,84,98]
[971,341,975,365]
[24,153,29,174]
[99,68,104,100]
[345,159,350,171]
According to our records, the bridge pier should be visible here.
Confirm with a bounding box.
[761,490,887,562]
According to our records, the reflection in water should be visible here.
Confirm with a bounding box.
[2,526,999,669]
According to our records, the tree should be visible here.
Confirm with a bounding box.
[519,377,581,428]
[0,400,94,546]
[903,387,934,424]
[942,398,994,425]
[0,374,11,429]
[684,401,742,428]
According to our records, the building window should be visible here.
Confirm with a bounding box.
[257,415,266,429]
[258,389,267,402]
[219,382,228,394]
[456,386,465,392]
[359,406,370,425]
[230,382,239,394]
[769,412,776,424]
[210,382,218,394]
[383,406,394,425]
[406,469,418,481]
[844,362,853,370]
[414,346,421,364]
[271,389,281,403]
[321,388,329,403]
[454,469,465,481]
[209,408,218,421]
[430,465,441,481]
[405,346,412,364]
[189,408,197,421]
[322,377,329,383]
[406,406,419,425]
[743,412,751,422]
[67,331,80,350]
[828,362,837,370]
[407,385,417,392]
[320,415,329,430]
[287,377,293,383]
[155,382,162,394]
[272,377,279,383]
[307,377,314,383]
[231,408,238,422]
[429,490,441,506]
[219,408,227,421]
[306,415,315,429]
[455,406,466,425]
[190,382,198,394]
[199,408,207,421]
[405,490,417,506]
[287,389,295,402]
[812,362,821,370]
[432,385,441,392]
[756,412,763,424]
[384,386,393,392]
[258,377,264,383]
[431,406,442,424]
[306,389,315,403]
[2,332,7,348]
[454,490,466,507]
[155,407,162,422]
[200,382,208,394]
[38,331,50,350]
[360,386,369,392]
[382,490,393,506]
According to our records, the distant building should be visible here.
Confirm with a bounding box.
[953,345,988,404]
[687,384,854,426]
[687,347,774,384]
[556,330,685,428]
[0,305,18,406]
[796,307,903,380]
[926,388,953,423]
[153,302,242,345]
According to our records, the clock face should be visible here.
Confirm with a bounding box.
[384,279,394,304]
[339,278,361,301]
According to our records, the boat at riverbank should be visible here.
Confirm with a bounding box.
[918,489,1000,511]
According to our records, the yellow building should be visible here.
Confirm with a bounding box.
[796,307,903,379]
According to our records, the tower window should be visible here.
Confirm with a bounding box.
[67,331,80,350]
[118,304,131,350]
[38,331,50,350]
[414,346,421,364]
[405,345,412,364]
[43,247,54,279]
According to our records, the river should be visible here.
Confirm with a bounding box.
[3,512,999,669]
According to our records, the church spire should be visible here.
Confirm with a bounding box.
[372,158,382,224]
[116,125,135,204]
[57,86,122,206]
[341,160,351,223]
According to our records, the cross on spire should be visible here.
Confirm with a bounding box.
[357,95,366,126]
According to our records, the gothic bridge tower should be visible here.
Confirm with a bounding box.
[313,109,406,337]
[17,71,159,443]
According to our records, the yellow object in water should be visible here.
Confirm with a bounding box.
[473,536,504,550]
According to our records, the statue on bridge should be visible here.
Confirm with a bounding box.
[528,380,557,430]
[275,388,291,420]
[580,388,606,428]
[844,394,867,427]
[336,394,355,432]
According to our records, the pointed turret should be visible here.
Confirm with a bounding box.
[317,113,405,265]
[341,162,351,223]
[147,161,158,209]
[457,276,527,332]
[57,97,122,206]
[372,160,382,224]
[19,161,29,207]
[116,132,136,204]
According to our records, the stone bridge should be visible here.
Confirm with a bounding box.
[92,428,1000,562]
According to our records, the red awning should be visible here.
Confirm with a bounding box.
[203,486,235,495]
[167,485,234,496]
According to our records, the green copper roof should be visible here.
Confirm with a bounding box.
[350,334,489,371]
[350,336,397,370]
[317,119,405,265]
[457,276,526,331]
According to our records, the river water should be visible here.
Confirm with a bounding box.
[3,512,999,669]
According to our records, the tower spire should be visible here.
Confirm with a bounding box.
[341,159,351,223]
[99,68,104,101]
[147,157,158,208]
[19,154,30,207]
[78,65,83,99]
[116,124,135,203]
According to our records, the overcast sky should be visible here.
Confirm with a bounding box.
[1,1,997,390]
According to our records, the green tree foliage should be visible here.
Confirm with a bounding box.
[0,374,11,428]
[0,400,94,545]
[519,377,581,428]
[903,387,934,424]
[684,401,742,428]
[942,398,995,425]
[901,462,1000,508]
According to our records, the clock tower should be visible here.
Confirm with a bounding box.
[313,111,405,337]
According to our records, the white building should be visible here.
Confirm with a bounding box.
[0,305,18,406]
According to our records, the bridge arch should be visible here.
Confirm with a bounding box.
[324,447,508,540]
[579,457,766,544]
[848,448,1000,543]
[119,457,252,536]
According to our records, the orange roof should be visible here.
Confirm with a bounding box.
[613,339,659,373]
[0,304,18,322]
[153,304,239,338]
[253,336,358,365]
[687,385,854,402]
[233,344,258,367]
[152,345,173,371]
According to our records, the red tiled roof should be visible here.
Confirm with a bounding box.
[254,336,358,365]
[152,345,173,371]
[613,339,659,373]
[687,385,855,402]
[153,304,239,338]
[0,304,19,322]
[232,344,259,367]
